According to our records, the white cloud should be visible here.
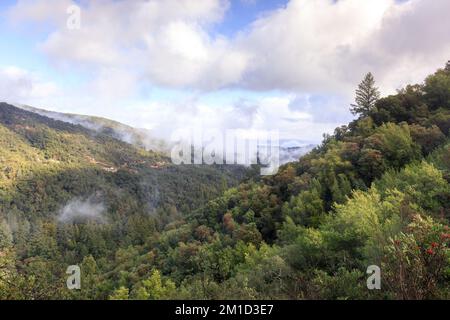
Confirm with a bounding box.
[7,0,72,26]
[236,0,450,94]
[4,0,450,145]
[8,0,450,95]
[235,0,391,92]
[0,66,59,103]
[141,21,250,88]
[8,0,237,93]
[111,93,335,143]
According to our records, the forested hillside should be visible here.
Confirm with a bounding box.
[1,63,449,300]
[0,103,247,299]
[17,104,169,152]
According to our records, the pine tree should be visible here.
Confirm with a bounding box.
[444,60,450,73]
[350,72,380,116]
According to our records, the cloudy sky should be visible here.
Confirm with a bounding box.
[1,0,449,143]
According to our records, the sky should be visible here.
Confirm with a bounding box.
[1,0,449,143]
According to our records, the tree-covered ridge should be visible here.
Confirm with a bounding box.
[17,104,169,152]
[173,65,449,299]
[0,102,246,215]
[1,63,449,300]
[0,103,247,299]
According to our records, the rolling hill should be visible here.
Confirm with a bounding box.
[15,104,169,153]
[0,63,449,300]
[0,102,248,221]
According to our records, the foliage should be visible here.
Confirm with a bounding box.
[1,63,449,300]
[350,72,381,116]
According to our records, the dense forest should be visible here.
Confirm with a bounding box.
[0,63,449,300]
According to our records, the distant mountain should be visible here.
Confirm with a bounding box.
[16,104,317,167]
[0,102,247,219]
[278,139,316,164]
[15,104,169,153]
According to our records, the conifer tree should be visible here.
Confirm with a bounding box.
[350,72,380,116]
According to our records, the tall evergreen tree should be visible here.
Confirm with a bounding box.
[445,60,450,73]
[350,72,380,116]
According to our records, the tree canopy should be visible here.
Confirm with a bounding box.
[351,72,381,117]
[1,62,449,300]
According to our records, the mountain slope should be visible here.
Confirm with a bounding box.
[0,102,248,220]
[100,63,449,300]
[16,104,169,152]
[16,104,317,165]
[1,63,449,300]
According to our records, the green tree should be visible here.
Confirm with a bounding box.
[351,72,381,116]
[80,255,99,299]
[0,220,13,249]
[109,287,129,300]
[366,123,420,169]
[423,62,450,110]
[444,60,450,73]
[136,269,176,300]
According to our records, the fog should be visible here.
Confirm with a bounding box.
[57,198,106,223]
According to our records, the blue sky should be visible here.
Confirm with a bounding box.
[1,0,449,143]
[215,0,289,36]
